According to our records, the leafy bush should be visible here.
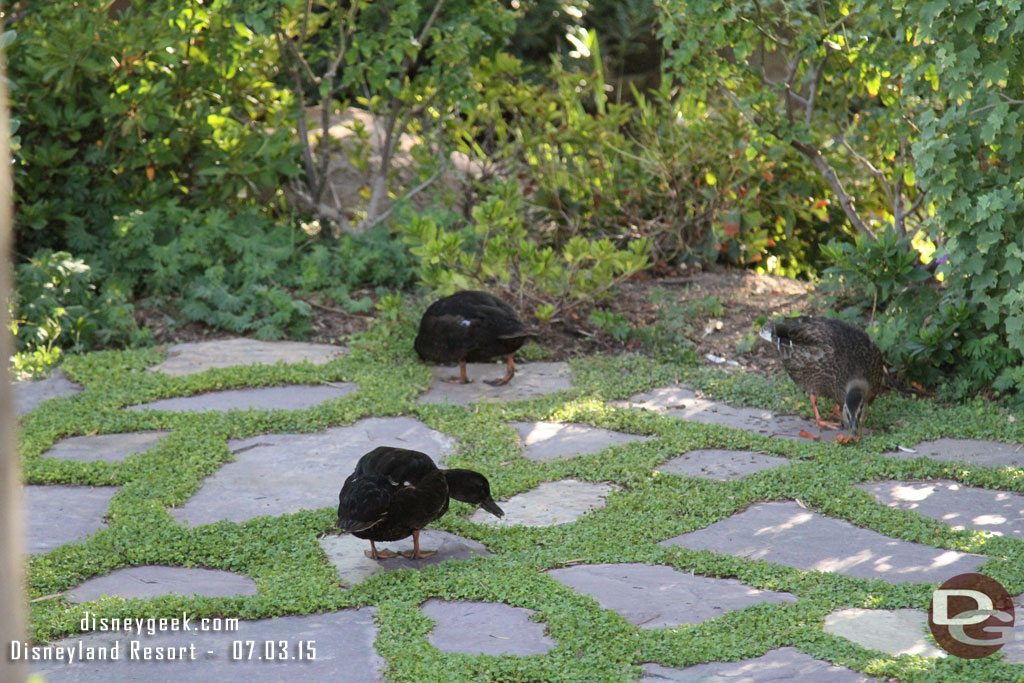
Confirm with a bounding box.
[8,0,298,257]
[902,0,1024,399]
[451,50,835,278]
[399,181,649,321]
[10,250,147,376]
[273,0,515,231]
[820,227,933,318]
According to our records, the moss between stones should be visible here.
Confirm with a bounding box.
[17,323,1024,681]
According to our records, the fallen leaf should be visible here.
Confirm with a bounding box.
[798,429,820,440]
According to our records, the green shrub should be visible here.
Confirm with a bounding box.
[902,0,1024,399]
[819,227,933,318]
[104,202,315,340]
[10,250,147,376]
[452,51,835,278]
[399,180,649,321]
[8,0,298,257]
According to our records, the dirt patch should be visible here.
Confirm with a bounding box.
[132,268,817,371]
[525,267,816,370]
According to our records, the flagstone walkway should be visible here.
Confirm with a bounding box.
[12,338,1024,681]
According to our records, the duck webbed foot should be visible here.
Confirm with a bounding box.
[810,395,841,429]
[445,360,472,384]
[399,530,437,559]
[483,354,516,387]
[365,541,398,560]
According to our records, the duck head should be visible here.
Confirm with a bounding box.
[842,380,869,436]
[443,469,504,518]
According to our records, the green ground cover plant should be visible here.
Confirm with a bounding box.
[17,320,1024,681]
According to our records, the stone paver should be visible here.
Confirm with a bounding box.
[859,479,1024,538]
[66,566,259,603]
[823,608,945,658]
[641,647,880,681]
[660,449,790,481]
[43,431,173,464]
[31,608,382,682]
[24,485,119,554]
[418,361,571,405]
[320,530,491,588]
[660,501,986,583]
[173,417,456,525]
[126,383,357,414]
[613,385,826,439]
[14,368,82,415]
[469,479,616,527]
[548,563,796,629]
[511,421,651,461]
[1004,593,1024,664]
[149,338,347,375]
[882,439,1024,469]
[420,599,554,655]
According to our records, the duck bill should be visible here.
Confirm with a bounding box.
[480,498,504,518]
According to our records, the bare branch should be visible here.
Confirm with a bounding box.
[275,30,317,192]
[908,188,927,214]
[791,138,876,239]
[781,52,801,124]
[804,51,827,125]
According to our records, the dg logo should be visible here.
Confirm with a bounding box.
[929,573,1016,658]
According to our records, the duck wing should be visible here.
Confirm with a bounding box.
[354,447,439,484]
[336,472,395,532]
[390,468,450,530]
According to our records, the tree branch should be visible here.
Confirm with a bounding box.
[791,138,876,239]
[804,51,827,125]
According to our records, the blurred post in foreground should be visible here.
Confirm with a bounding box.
[0,24,28,683]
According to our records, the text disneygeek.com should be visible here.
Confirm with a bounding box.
[6,612,315,664]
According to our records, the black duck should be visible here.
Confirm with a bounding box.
[759,316,884,434]
[336,446,504,559]
[414,290,535,386]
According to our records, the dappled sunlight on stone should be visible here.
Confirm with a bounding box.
[824,608,945,658]
[613,384,827,440]
[511,421,650,461]
[469,480,616,527]
[661,501,985,583]
[548,563,796,629]
[859,479,1024,538]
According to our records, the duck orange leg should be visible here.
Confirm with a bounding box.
[810,395,840,429]
[365,540,398,560]
[400,530,437,559]
[484,354,515,387]
[445,360,472,384]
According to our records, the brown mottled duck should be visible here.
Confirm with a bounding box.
[414,290,535,386]
[759,316,884,434]
[336,446,504,560]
